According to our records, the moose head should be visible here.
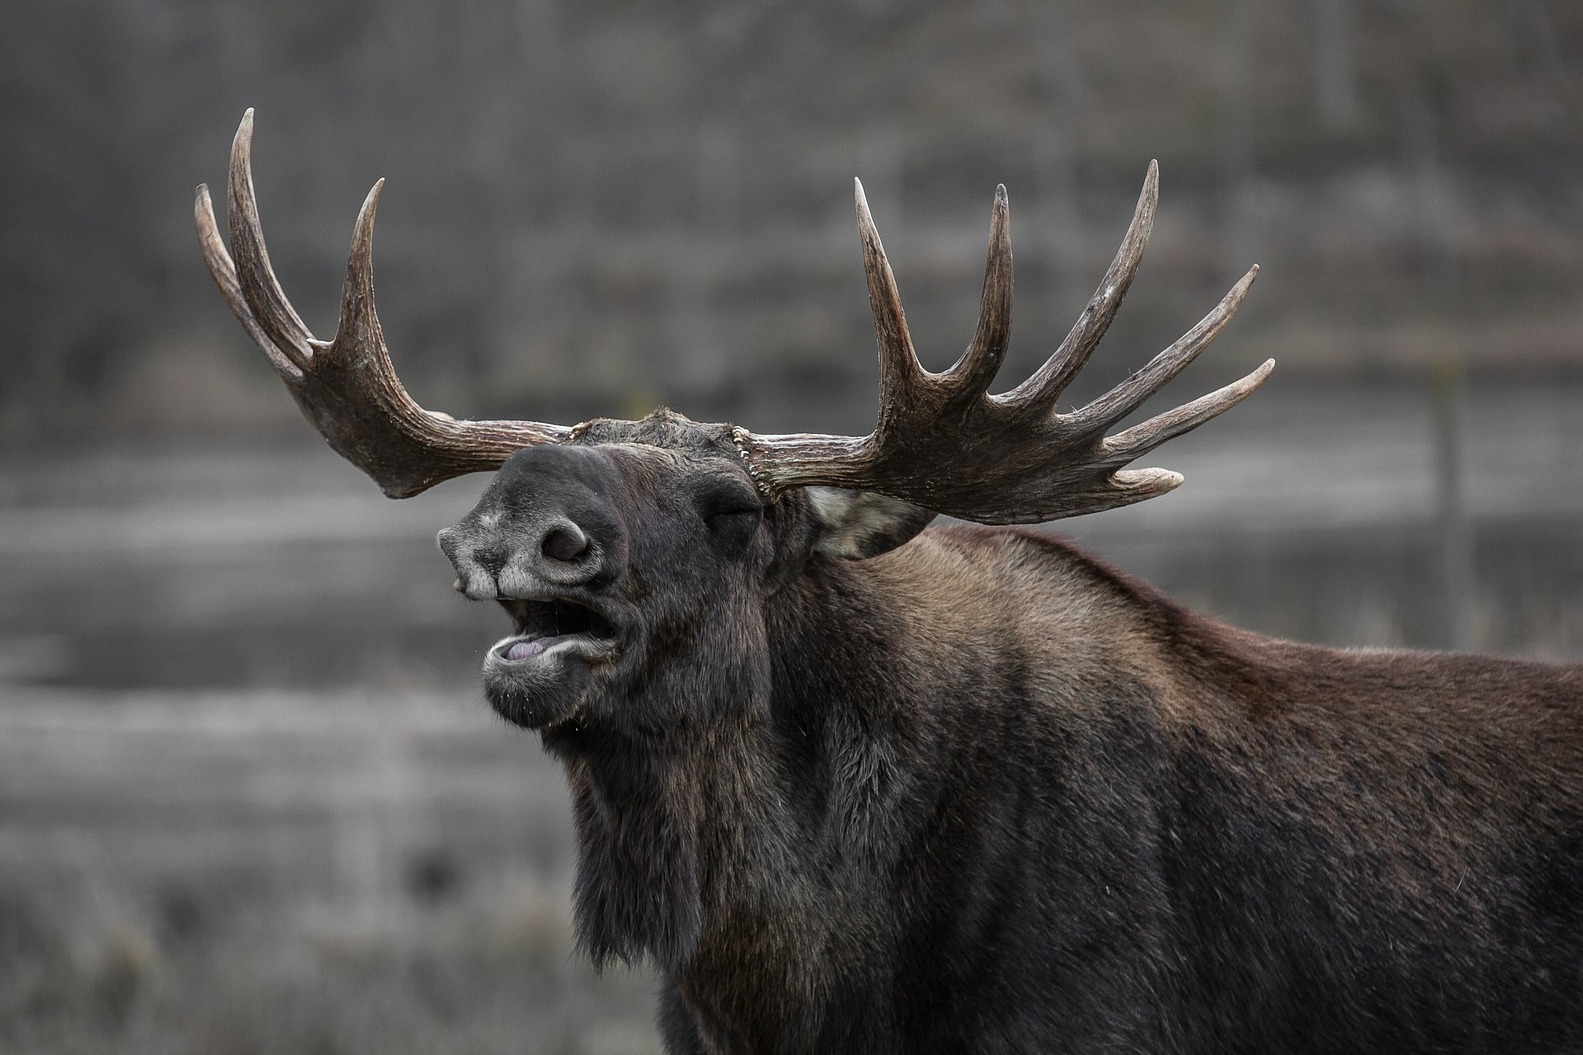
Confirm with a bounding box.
[197,109,1269,744]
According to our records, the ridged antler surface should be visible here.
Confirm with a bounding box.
[733,165,1274,523]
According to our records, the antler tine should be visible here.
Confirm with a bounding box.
[943,184,1013,398]
[335,178,388,362]
[1001,161,1158,414]
[854,179,925,434]
[1091,466,1187,507]
[198,111,571,499]
[195,184,297,377]
[1102,357,1275,464]
[225,109,316,365]
[1066,264,1259,433]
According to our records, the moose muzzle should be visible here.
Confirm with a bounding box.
[437,445,628,600]
[436,445,632,728]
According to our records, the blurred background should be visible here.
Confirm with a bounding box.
[2,0,1581,1050]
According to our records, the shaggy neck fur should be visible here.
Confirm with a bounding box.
[547,545,926,986]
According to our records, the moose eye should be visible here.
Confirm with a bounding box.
[694,482,762,534]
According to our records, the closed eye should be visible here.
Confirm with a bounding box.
[706,505,760,532]
[693,480,763,535]
[707,503,759,524]
[694,482,757,516]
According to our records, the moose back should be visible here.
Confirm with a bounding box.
[198,112,1583,1053]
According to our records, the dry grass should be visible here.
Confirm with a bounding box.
[0,690,661,1055]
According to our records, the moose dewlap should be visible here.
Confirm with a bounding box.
[199,111,1583,1054]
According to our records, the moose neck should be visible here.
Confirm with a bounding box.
[545,548,926,976]
[556,715,775,971]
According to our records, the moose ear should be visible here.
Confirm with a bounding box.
[806,487,936,560]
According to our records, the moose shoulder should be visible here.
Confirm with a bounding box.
[198,111,1583,1054]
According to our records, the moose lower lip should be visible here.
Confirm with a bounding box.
[489,632,620,666]
[483,632,608,732]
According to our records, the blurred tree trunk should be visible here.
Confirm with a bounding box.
[697,121,744,237]
[1219,0,1258,269]
[1032,1,1085,338]
[1312,0,1358,130]
[1430,363,1476,652]
[1402,91,1461,298]
[857,116,903,225]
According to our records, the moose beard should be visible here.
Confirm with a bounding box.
[550,608,777,971]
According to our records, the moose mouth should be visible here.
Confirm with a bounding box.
[483,596,625,730]
[493,597,621,664]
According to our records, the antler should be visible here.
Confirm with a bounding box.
[195,110,568,498]
[733,164,1274,523]
[199,113,1267,521]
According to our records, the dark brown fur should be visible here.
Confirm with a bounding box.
[436,425,1583,1053]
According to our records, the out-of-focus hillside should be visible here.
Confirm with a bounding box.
[4,5,1582,1051]
[2,0,1580,438]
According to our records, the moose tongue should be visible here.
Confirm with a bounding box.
[505,638,547,661]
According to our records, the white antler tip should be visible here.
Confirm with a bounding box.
[1114,467,1184,495]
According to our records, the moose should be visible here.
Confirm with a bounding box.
[198,112,1583,1053]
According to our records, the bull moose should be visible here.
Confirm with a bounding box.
[197,111,1583,1053]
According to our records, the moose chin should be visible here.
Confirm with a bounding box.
[199,110,1583,1054]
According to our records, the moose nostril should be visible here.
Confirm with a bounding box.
[542,524,589,562]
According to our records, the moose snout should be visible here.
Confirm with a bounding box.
[440,513,613,599]
[437,446,628,600]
